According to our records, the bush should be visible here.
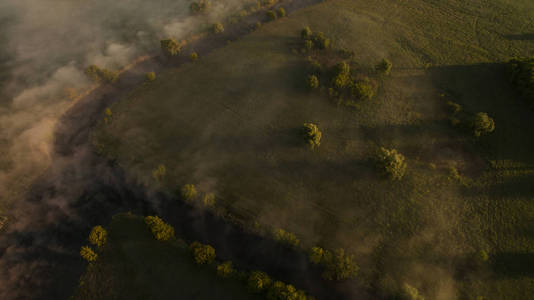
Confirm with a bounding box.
[161,38,182,56]
[190,241,216,265]
[303,123,322,149]
[217,261,234,278]
[322,248,359,281]
[350,77,376,100]
[301,27,312,39]
[248,271,272,292]
[277,7,286,17]
[401,283,424,300]
[190,0,211,14]
[202,192,216,207]
[181,184,198,202]
[146,72,156,81]
[307,75,319,89]
[213,22,224,34]
[375,147,407,180]
[267,10,277,21]
[152,164,166,181]
[190,51,198,61]
[273,228,300,247]
[80,246,98,262]
[376,58,393,75]
[88,225,107,248]
[471,112,495,137]
[145,216,175,241]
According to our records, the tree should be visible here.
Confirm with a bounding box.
[471,112,495,137]
[307,75,319,89]
[84,65,118,84]
[401,283,425,300]
[267,10,277,21]
[85,65,101,83]
[376,58,393,75]
[190,0,211,14]
[100,69,118,83]
[277,7,286,17]
[217,261,234,278]
[309,246,328,264]
[181,184,198,202]
[213,22,224,34]
[273,228,300,247]
[312,32,330,49]
[152,164,166,181]
[89,225,107,248]
[146,72,156,81]
[301,27,312,39]
[202,192,216,207]
[190,51,198,61]
[161,38,182,56]
[351,77,376,100]
[80,246,98,262]
[303,123,322,149]
[190,241,216,264]
[248,271,272,292]
[332,61,350,89]
[145,216,175,241]
[375,147,407,180]
[267,281,309,300]
[322,248,359,281]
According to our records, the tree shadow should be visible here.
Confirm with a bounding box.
[492,252,534,278]
[503,33,534,41]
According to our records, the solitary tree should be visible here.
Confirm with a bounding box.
[190,241,216,264]
[303,123,322,149]
[181,184,198,202]
[471,112,495,137]
[217,261,234,278]
[190,51,198,61]
[89,225,107,248]
[307,75,319,89]
[375,147,407,180]
[212,22,224,34]
[248,271,272,292]
[190,0,211,14]
[277,7,286,17]
[332,61,351,89]
[376,58,393,75]
[80,246,98,262]
[309,246,328,264]
[161,38,182,56]
[145,216,175,241]
[351,77,376,100]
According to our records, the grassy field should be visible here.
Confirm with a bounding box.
[95,0,534,298]
[72,213,260,300]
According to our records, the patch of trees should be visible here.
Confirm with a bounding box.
[508,57,534,105]
[308,246,358,280]
[300,27,330,51]
[375,147,407,180]
[190,0,211,14]
[445,98,495,137]
[84,65,118,84]
[161,38,182,56]
[302,123,322,149]
[145,215,175,241]
[80,225,108,262]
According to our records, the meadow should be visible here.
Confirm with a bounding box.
[94,0,534,298]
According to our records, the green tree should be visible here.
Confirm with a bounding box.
[322,248,358,281]
[376,58,393,75]
[303,123,322,149]
[181,184,198,202]
[312,32,330,49]
[307,75,319,89]
[161,38,182,56]
[267,10,277,21]
[471,112,495,137]
[152,164,166,181]
[190,0,211,14]
[309,246,328,264]
[277,7,286,17]
[202,192,216,207]
[248,271,272,292]
[100,69,118,83]
[146,72,156,81]
[88,225,107,248]
[351,77,376,100]
[267,281,309,300]
[273,228,300,247]
[401,283,424,300]
[85,65,101,83]
[301,27,312,39]
[190,241,216,264]
[332,61,350,89]
[80,246,98,262]
[190,51,198,61]
[213,22,224,34]
[145,216,175,241]
[375,147,407,180]
[217,261,234,278]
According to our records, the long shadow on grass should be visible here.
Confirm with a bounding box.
[503,33,534,41]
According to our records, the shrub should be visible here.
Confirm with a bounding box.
[190,0,211,14]
[145,216,175,241]
[307,75,319,89]
[152,164,166,181]
[161,38,182,56]
[277,7,286,17]
[88,225,107,248]
[301,27,312,39]
[181,184,198,202]
[146,72,156,81]
[375,147,407,180]
[80,246,98,262]
[248,271,272,292]
[273,228,300,247]
[471,112,495,137]
[213,22,224,34]
[267,10,277,21]
[217,261,234,278]
[322,248,358,281]
[351,77,376,100]
[401,283,424,300]
[309,246,328,264]
[190,241,216,265]
[202,193,216,207]
[190,51,198,61]
[376,58,393,75]
[303,123,322,149]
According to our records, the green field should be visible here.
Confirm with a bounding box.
[95,0,534,298]
[73,213,261,300]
